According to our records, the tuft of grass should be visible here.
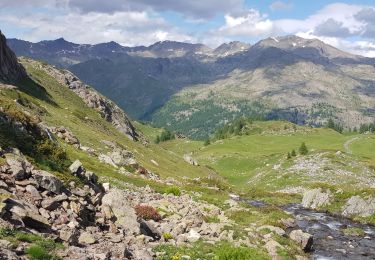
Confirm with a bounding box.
[214,242,269,260]
[342,227,365,236]
[26,245,60,260]
[0,228,62,259]
[165,186,181,196]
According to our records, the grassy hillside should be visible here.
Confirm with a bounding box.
[160,121,375,221]
[0,58,214,186]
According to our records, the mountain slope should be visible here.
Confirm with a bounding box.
[8,35,375,138]
[151,37,375,138]
[0,31,26,82]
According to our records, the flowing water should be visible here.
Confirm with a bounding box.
[247,201,375,259]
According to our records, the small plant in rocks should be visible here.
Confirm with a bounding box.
[134,204,161,221]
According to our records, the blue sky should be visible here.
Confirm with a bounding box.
[1,0,375,56]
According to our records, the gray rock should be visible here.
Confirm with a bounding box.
[0,239,12,249]
[59,228,79,245]
[289,229,313,252]
[0,247,19,260]
[186,229,201,242]
[140,220,161,240]
[78,232,96,245]
[342,196,375,217]
[5,198,50,231]
[69,160,83,175]
[101,188,140,235]
[0,31,27,83]
[25,185,42,200]
[5,154,32,180]
[264,239,284,257]
[302,188,331,209]
[33,170,63,194]
[41,198,59,211]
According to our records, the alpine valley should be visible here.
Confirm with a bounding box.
[8,35,375,138]
[1,25,375,260]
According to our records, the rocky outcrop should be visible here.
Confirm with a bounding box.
[0,148,250,259]
[31,62,139,141]
[0,31,26,83]
[50,126,80,148]
[183,154,198,166]
[289,229,313,252]
[342,196,375,217]
[302,188,332,209]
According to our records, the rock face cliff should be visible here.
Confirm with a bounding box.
[0,31,26,83]
[24,58,139,141]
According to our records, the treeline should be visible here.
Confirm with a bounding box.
[327,118,343,133]
[359,122,375,133]
[214,117,248,140]
[155,129,175,143]
[327,118,375,134]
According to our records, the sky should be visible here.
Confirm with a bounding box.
[1,0,375,56]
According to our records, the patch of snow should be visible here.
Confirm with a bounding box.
[271,37,279,43]
[292,42,297,47]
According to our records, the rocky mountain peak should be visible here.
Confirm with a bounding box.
[0,31,27,83]
[254,35,358,60]
[214,41,251,56]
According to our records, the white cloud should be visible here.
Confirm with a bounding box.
[0,10,194,46]
[68,0,245,19]
[216,9,279,38]
[270,1,293,12]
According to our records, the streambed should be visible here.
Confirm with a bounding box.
[247,201,375,259]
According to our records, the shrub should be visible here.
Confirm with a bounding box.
[134,205,161,221]
[165,186,181,196]
[291,150,296,157]
[35,140,70,171]
[163,233,173,241]
[299,142,308,155]
[203,139,210,146]
[26,245,60,260]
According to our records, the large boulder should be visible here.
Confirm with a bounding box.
[289,230,313,252]
[5,153,33,180]
[302,188,331,209]
[342,196,375,217]
[140,220,161,240]
[69,160,83,175]
[101,189,140,235]
[33,170,63,194]
[3,198,50,231]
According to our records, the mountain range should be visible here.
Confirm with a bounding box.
[8,36,375,138]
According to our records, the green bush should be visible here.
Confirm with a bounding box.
[35,140,70,171]
[162,233,173,241]
[299,142,308,155]
[165,186,181,196]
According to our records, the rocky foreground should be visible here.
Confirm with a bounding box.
[0,147,316,259]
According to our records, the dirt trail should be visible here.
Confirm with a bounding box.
[344,137,360,154]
